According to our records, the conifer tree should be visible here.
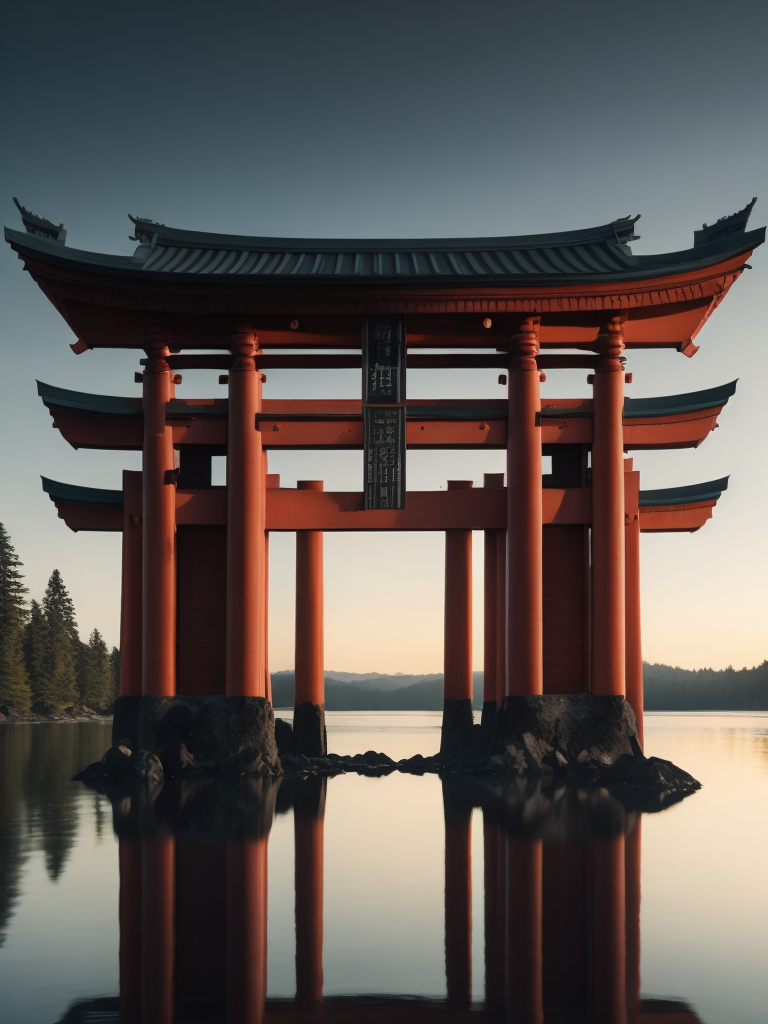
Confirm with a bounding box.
[24,600,49,703]
[110,646,121,700]
[39,571,78,712]
[80,629,114,711]
[0,523,31,715]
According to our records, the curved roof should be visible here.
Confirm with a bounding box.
[41,477,123,508]
[638,477,729,507]
[6,201,763,285]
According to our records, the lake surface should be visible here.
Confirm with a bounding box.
[0,712,766,1023]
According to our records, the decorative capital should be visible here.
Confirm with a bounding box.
[510,317,540,370]
[596,317,625,370]
[142,320,172,372]
[231,324,258,371]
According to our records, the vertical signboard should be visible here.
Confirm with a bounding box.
[363,316,406,509]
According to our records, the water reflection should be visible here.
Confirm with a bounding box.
[40,771,705,1024]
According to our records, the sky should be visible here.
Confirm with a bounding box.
[0,0,766,673]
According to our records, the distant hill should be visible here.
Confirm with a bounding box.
[271,663,768,712]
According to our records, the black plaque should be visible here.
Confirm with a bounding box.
[362,316,406,404]
[364,406,406,510]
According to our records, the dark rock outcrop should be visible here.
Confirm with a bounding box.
[292,702,327,757]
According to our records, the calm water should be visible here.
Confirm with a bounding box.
[0,712,766,1023]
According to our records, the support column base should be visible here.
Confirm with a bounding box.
[480,700,497,739]
[440,698,476,755]
[292,702,327,757]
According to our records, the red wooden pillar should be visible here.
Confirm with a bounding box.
[119,838,142,1024]
[483,473,505,714]
[141,838,175,1024]
[142,331,176,696]
[625,820,642,1024]
[624,466,643,748]
[227,838,268,1024]
[495,531,506,707]
[592,833,626,1024]
[444,480,473,702]
[227,327,265,697]
[505,838,543,1024]
[445,802,472,1009]
[120,471,143,697]
[483,815,504,1012]
[592,318,626,696]
[295,481,325,706]
[294,780,325,1008]
[507,319,543,697]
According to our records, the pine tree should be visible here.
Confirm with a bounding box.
[80,629,114,711]
[24,600,49,703]
[0,524,31,715]
[39,571,78,712]
[110,646,121,701]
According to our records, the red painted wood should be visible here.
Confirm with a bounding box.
[176,526,227,695]
[119,471,143,697]
[625,470,644,748]
[142,339,176,697]
[444,482,473,703]
[591,320,626,697]
[542,526,588,694]
[507,320,543,697]
[295,482,325,707]
[495,531,506,707]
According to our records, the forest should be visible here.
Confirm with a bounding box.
[0,523,118,717]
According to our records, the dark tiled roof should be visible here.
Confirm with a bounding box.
[41,477,123,508]
[6,202,764,284]
[539,380,737,420]
[639,477,729,507]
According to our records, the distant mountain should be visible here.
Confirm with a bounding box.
[271,663,768,712]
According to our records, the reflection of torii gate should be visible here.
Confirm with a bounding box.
[5,199,763,754]
[105,777,705,1024]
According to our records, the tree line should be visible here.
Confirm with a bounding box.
[0,523,118,716]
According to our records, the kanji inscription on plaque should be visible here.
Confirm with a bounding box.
[363,316,406,404]
[364,406,406,509]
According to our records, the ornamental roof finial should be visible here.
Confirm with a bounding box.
[13,198,66,244]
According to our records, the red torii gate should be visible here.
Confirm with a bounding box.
[6,197,763,754]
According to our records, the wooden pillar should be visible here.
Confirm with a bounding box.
[227,327,265,697]
[625,820,642,1024]
[483,473,505,719]
[592,833,626,1024]
[141,838,175,1024]
[227,838,268,1024]
[592,318,626,696]
[119,838,142,1024]
[495,531,506,707]
[294,778,325,1008]
[507,318,543,696]
[294,481,326,756]
[442,481,474,753]
[120,471,143,697]
[142,331,176,697]
[624,466,643,748]
[505,838,543,1024]
[444,797,472,1009]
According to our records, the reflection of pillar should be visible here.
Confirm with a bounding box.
[264,531,272,703]
[294,778,326,1008]
[495,531,506,707]
[483,474,505,725]
[119,838,142,1024]
[295,481,326,756]
[625,821,641,1024]
[507,319,543,697]
[141,838,175,1024]
[120,471,143,697]
[624,466,643,748]
[445,803,472,1008]
[142,330,176,696]
[505,839,543,1024]
[443,481,474,753]
[592,834,626,1024]
[227,327,265,696]
[483,815,504,1012]
[592,319,626,696]
[227,839,268,1024]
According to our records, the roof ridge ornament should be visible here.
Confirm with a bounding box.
[13,197,66,244]
[694,198,757,248]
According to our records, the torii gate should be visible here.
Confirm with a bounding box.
[5,197,763,754]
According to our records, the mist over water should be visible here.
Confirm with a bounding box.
[0,713,766,1024]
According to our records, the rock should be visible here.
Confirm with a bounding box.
[440,698,475,755]
[187,696,279,768]
[275,718,294,757]
[292,702,327,757]
[131,750,164,788]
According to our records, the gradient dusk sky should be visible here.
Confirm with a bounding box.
[1,0,766,673]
